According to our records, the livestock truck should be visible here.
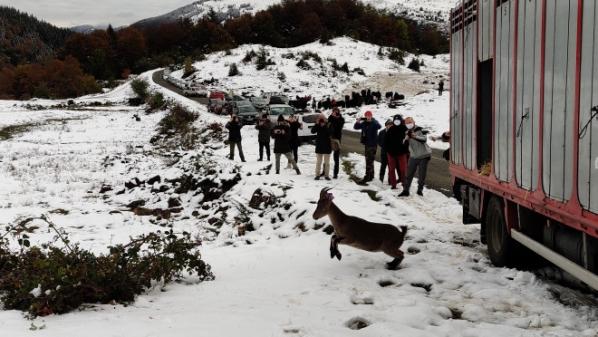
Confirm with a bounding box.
[449,0,598,290]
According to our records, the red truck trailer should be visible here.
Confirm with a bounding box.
[449,0,598,290]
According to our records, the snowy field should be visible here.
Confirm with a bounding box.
[0,69,596,336]
[171,37,451,146]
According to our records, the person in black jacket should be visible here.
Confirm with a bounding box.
[384,114,409,189]
[225,115,246,162]
[288,114,303,163]
[255,114,273,161]
[311,114,332,180]
[328,107,345,179]
[271,115,301,175]
[378,119,393,183]
[353,111,381,184]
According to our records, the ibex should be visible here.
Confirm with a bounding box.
[313,187,408,269]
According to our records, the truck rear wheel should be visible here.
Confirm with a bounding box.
[485,197,515,267]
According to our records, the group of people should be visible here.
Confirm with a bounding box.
[354,111,432,197]
[225,107,432,196]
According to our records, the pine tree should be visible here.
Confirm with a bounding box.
[228,62,240,76]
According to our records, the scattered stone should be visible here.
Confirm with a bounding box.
[115,188,126,195]
[345,317,371,330]
[248,188,276,209]
[48,208,69,215]
[168,197,182,208]
[378,279,395,287]
[99,185,113,194]
[147,175,161,185]
[411,283,433,292]
[407,246,420,255]
[127,200,146,209]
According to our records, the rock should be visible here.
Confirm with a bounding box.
[168,197,182,208]
[127,199,146,209]
[99,185,113,194]
[147,175,161,185]
[248,188,276,209]
[115,188,126,195]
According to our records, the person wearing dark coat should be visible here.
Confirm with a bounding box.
[311,114,333,180]
[385,114,409,189]
[271,115,301,175]
[353,110,381,184]
[438,80,445,96]
[255,114,273,161]
[378,119,393,183]
[225,115,245,162]
[328,107,345,179]
[288,114,303,163]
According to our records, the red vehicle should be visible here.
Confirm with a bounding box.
[209,91,226,101]
[449,0,598,289]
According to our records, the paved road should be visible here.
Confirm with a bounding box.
[153,70,452,196]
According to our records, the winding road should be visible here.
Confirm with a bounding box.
[152,70,452,195]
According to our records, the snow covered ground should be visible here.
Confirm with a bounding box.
[0,70,596,336]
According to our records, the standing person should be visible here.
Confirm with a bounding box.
[438,79,445,96]
[311,114,332,180]
[271,115,301,175]
[385,115,409,189]
[225,115,246,162]
[399,117,432,197]
[288,114,303,163]
[378,119,393,183]
[328,107,345,179]
[353,111,381,184]
[255,113,273,161]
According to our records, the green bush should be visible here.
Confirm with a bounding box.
[388,49,406,65]
[148,92,167,110]
[158,104,198,134]
[0,217,214,317]
[130,78,149,100]
[408,58,421,72]
[228,63,240,76]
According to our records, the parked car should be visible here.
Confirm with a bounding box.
[269,95,289,105]
[209,91,226,101]
[249,96,269,111]
[267,104,317,140]
[183,84,208,97]
[235,104,259,125]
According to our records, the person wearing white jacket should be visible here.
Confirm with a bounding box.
[399,117,432,197]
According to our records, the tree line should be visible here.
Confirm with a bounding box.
[0,0,449,99]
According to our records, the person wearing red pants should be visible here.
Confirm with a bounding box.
[384,115,409,189]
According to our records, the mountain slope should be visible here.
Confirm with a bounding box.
[0,6,73,65]
[132,0,454,28]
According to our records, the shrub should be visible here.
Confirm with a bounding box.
[296,59,312,70]
[408,58,421,72]
[242,50,257,63]
[0,216,214,317]
[340,62,350,73]
[277,71,287,82]
[158,104,198,135]
[228,63,240,76]
[130,78,149,100]
[148,92,167,110]
[255,48,275,70]
[183,57,195,78]
[388,49,406,65]
[301,51,322,63]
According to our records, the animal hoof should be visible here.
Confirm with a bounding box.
[336,251,342,261]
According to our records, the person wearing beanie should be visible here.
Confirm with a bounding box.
[328,107,345,179]
[384,114,409,189]
[378,119,393,183]
[311,113,333,180]
[255,113,273,161]
[288,114,303,163]
[399,117,432,197]
[225,114,246,162]
[271,115,301,175]
[353,110,381,184]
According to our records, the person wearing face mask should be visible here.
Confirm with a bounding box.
[328,107,345,179]
[377,119,393,184]
[271,115,301,175]
[288,114,303,163]
[353,110,381,184]
[399,117,432,197]
[311,113,333,180]
[384,114,409,189]
[225,114,246,162]
[255,113,273,161]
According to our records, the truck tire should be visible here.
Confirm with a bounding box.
[485,197,515,267]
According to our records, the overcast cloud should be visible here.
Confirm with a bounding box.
[0,0,195,27]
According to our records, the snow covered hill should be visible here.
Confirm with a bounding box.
[132,0,455,27]
[0,70,596,336]
[170,37,451,145]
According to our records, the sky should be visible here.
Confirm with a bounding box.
[0,0,195,27]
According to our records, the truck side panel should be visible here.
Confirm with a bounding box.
[494,0,515,182]
[478,0,494,62]
[464,20,477,170]
[451,27,464,165]
[579,0,598,214]
[515,0,542,191]
[543,0,577,202]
